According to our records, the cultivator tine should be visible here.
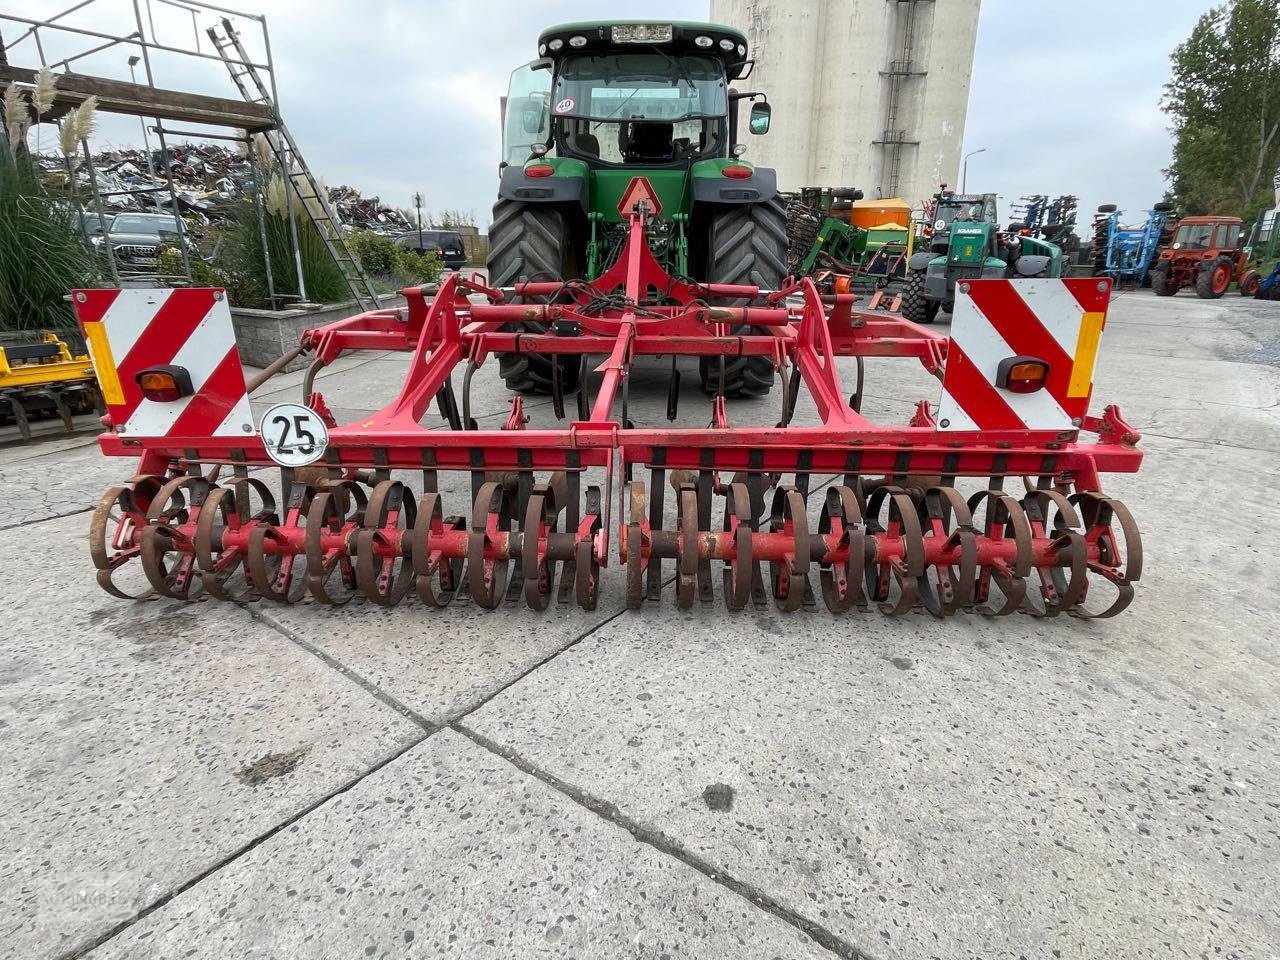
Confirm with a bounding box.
[139,476,210,601]
[249,479,313,603]
[666,359,680,421]
[436,377,462,431]
[557,466,582,606]
[625,480,648,610]
[576,358,591,420]
[967,490,1031,616]
[818,486,865,613]
[1068,492,1142,618]
[916,487,975,617]
[696,469,715,604]
[305,480,367,605]
[356,481,415,606]
[467,481,512,609]
[575,485,603,611]
[646,464,666,601]
[411,492,464,607]
[721,482,755,611]
[767,487,810,612]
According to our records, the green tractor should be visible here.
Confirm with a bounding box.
[490,20,784,397]
[901,189,1063,324]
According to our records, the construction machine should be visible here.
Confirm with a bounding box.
[73,20,1147,619]
[901,187,1063,324]
[0,332,103,442]
[1149,216,1259,298]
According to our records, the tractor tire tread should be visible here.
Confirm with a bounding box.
[900,268,938,324]
[487,199,581,395]
[700,196,788,397]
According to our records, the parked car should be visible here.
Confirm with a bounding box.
[396,229,467,269]
[76,211,114,242]
[91,213,191,272]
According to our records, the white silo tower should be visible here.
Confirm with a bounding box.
[709,0,982,206]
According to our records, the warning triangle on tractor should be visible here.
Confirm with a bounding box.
[617,176,662,217]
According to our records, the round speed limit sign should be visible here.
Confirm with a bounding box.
[259,402,329,467]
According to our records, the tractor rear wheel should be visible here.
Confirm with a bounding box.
[488,200,582,396]
[699,197,788,397]
[901,268,940,324]
[1195,258,1232,299]
[1151,264,1176,296]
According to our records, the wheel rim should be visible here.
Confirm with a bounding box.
[1213,264,1231,294]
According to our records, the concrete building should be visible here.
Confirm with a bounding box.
[709,0,982,206]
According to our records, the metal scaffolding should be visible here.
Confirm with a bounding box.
[0,0,376,309]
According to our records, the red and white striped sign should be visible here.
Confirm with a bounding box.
[937,278,1111,432]
[73,288,253,439]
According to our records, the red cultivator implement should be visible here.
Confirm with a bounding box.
[76,207,1143,618]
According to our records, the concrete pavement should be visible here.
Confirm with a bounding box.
[1,289,1277,959]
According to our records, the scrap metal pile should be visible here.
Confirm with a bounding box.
[36,144,412,232]
[76,207,1144,618]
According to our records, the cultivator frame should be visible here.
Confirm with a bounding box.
[80,205,1145,618]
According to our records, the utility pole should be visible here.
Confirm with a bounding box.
[962,147,987,194]
[413,191,424,248]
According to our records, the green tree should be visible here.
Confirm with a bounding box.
[1164,0,1280,220]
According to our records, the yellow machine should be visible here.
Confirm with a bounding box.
[0,332,103,441]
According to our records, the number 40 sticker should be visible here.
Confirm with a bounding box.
[259,402,330,467]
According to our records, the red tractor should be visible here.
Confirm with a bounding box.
[1151,215,1261,298]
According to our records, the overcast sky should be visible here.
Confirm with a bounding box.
[14,0,1216,229]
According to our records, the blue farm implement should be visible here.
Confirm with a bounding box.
[1090,202,1178,286]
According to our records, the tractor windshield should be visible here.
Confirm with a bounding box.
[553,53,727,122]
[551,53,729,165]
[935,202,983,228]
[1174,224,1214,250]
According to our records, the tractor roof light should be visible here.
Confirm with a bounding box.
[996,356,1049,394]
[718,38,735,51]
[136,364,193,403]
[548,38,564,51]
[539,43,547,56]
[525,162,556,178]
[694,35,713,48]
[569,35,587,48]
[731,143,748,157]
[737,44,747,56]
[722,164,752,179]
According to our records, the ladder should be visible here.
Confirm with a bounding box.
[207,18,380,311]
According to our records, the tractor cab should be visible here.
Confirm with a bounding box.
[489,20,788,399]
[927,192,997,255]
[902,187,1061,324]
[499,21,775,278]
[1151,216,1256,298]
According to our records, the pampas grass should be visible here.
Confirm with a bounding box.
[3,83,29,155]
[1,132,95,330]
[33,69,57,156]
[70,96,97,145]
[32,68,57,114]
[57,95,97,169]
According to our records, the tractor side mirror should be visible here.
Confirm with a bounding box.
[748,101,771,135]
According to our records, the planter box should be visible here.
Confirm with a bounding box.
[230,293,404,372]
